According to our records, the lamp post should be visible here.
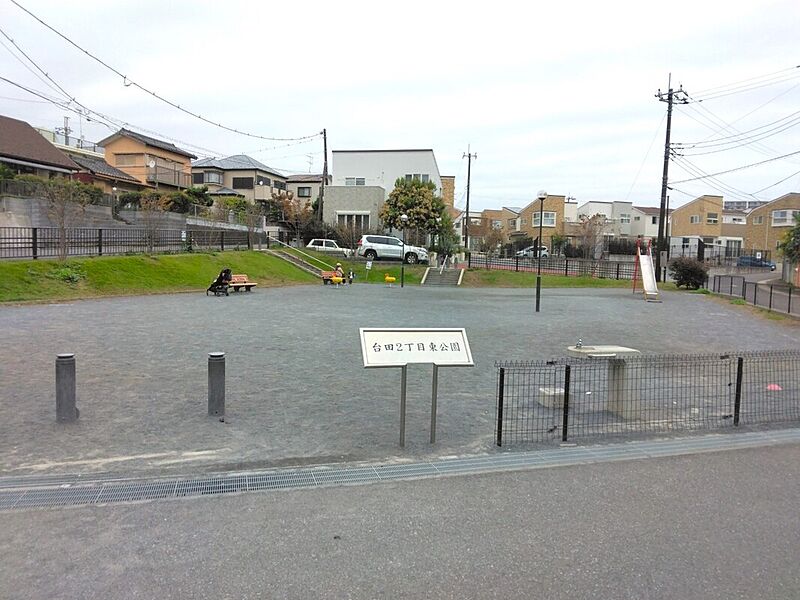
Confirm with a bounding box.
[535,190,547,313]
[400,213,409,288]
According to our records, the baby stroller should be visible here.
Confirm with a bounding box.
[207,268,232,296]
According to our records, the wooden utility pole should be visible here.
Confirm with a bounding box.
[655,75,688,281]
[462,146,477,252]
[319,128,327,220]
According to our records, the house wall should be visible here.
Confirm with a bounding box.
[670,195,723,239]
[219,170,288,203]
[518,194,566,249]
[441,175,455,208]
[744,193,800,254]
[330,150,442,200]
[287,180,322,203]
[322,185,385,230]
[103,137,192,189]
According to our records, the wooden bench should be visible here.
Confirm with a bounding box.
[321,270,344,285]
[229,274,257,292]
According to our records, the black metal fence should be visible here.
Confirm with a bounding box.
[711,275,798,317]
[495,350,800,445]
[468,253,640,280]
[0,226,264,259]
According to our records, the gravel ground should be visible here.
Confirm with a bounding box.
[1,284,798,476]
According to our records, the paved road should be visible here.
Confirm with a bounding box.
[2,286,799,477]
[1,443,798,599]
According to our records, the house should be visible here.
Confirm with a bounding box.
[517,194,570,250]
[286,173,330,205]
[670,194,746,256]
[192,155,287,203]
[576,200,634,238]
[33,126,145,195]
[324,148,445,232]
[744,192,800,255]
[0,115,79,177]
[630,206,672,239]
[98,129,197,191]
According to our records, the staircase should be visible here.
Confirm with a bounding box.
[422,268,463,286]
[264,249,327,278]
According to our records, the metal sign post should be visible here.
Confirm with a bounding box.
[360,328,474,447]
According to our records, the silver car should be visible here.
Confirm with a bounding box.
[356,235,429,264]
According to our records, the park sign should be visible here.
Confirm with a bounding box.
[360,328,473,368]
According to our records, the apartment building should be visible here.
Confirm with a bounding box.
[670,194,746,255]
[744,192,800,254]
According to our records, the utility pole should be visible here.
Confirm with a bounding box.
[319,129,328,221]
[655,74,688,281]
[462,146,477,253]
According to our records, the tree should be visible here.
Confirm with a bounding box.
[432,210,460,257]
[274,190,313,247]
[779,213,800,263]
[480,226,505,254]
[550,233,566,256]
[139,192,170,253]
[41,178,91,261]
[380,178,446,241]
[576,214,608,259]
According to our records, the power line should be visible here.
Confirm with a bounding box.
[691,67,800,102]
[751,168,800,195]
[670,149,800,185]
[9,0,322,142]
[670,155,759,202]
[624,111,666,202]
[691,65,799,97]
[675,108,800,148]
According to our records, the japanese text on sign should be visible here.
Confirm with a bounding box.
[360,328,473,368]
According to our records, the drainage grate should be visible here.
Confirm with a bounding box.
[1,428,798,512]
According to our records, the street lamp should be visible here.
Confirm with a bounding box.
[535,189,547,313]
[400,213,409,288]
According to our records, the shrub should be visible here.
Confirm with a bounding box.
[669,257,708,290]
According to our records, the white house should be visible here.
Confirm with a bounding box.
[576,200,634,238]
[630,206,672,239]
[324,148,444,231]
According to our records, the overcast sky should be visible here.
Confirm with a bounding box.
[1,0,799,211]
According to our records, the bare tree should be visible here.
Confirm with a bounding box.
[139,192,170,253]
[42,178,90,261]
[274,190,313,247]
[243,202,264,249]
[480,226,506,255]
[334,223,365,253]
[577,214,608,260]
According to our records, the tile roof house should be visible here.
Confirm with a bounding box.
[192,155,287,203]
[0,114,79,176]
[97,128,197,191]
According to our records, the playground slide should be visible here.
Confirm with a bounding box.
[638,252,659,299]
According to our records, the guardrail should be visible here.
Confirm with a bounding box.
[711,275,798,317]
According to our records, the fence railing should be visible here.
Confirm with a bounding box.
[0,226,265,259]
[495,350,800,446]
[711,275,798,317]
[468,252,641,280]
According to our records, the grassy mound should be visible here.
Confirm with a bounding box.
[0,251,317,303]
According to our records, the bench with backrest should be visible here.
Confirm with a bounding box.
[320,270,345,285]
[229,274,257,292]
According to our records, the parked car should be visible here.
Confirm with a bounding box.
[306,239,353,257]
[356,235,429,264]
[516,245,549,259]
[736,256,776,271]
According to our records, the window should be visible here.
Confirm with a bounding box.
[345,177,365,186]
[532,211,556,227]
[232,177,254,189]
[115,154,140,166]
[521,218,527,226]
[507,218,517,228]
[690,215,700,224]
[707,212,718,224]
[404,174,430,183]
[754,216,764,225]
[619,213,631,224]
[273,180,286,190]
[337,213,370,229]
[491,219,502,229]
[702,237,715,244]
[634,216,641,221]
[297,186,312,197]
[772,209,800,226]
[651,216,658,225]
[256,176,271,187]
[192,173,204,185]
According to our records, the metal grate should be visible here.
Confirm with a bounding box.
[1,428,799,512]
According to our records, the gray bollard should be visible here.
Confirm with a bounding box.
[208,352,225,417]
[55,353,79,423]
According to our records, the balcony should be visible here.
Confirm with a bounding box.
[146,166,192,189]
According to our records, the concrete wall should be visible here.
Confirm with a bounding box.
[331,150,442,199]
[322,185,385,230]
[0,197,120,228]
